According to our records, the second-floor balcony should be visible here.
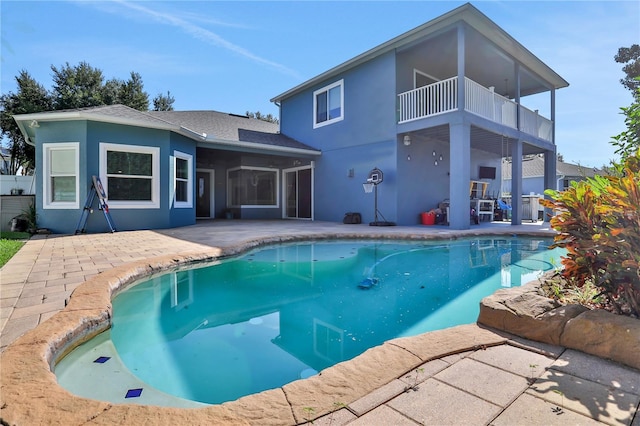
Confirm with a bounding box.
[397,77,553,142]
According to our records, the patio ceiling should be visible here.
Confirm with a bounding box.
[412,125,551,157]
[398,26,553,99]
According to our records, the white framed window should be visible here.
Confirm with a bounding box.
[99,143,159,209]
[173,151,192,208]
[227,166,279,208]
[43,142,80,209]
[313,79,344,128]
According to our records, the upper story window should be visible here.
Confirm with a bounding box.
[43,142,79,209]
[313,80,344,128]
[100,143,159,209]
[174,150,192,208]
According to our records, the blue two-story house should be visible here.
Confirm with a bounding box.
[13,3,567,233]
[271,3,567,229]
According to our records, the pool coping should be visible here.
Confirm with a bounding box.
[0,225,585,424]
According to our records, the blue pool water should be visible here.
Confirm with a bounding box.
[60,237,563,405]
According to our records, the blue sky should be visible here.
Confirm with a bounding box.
[2,1,638,168]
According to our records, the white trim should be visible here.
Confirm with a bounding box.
[282,163,314,220]
[173,150,193,209]
[42,142,80,209]
[197,139,321,156]
[227,166,280,208]
[313,79,344,129]
[171,270,194,311]
[13,110,178,131]
[99,143,160,209]
[310,160,315,221]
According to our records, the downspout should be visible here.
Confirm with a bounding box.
[272,100,282,132]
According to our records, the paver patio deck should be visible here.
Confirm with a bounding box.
[1,220,638,425]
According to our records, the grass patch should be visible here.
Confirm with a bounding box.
[0,231,31,240]
[0,238,26,268]
[0,231,30,267]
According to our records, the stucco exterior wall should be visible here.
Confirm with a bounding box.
[35,121,88,234]
[34,121,197,234]
[280,51,399,223]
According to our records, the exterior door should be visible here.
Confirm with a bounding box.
[196,170,214,218]
[283,166,312,219]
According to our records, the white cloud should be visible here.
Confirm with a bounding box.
[107,0,301,79]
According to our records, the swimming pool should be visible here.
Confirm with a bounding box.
[55,237,562,405]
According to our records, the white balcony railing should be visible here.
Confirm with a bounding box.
[519,105,553,141]
[397,77,458,123]
[397,77,552,142]
[464,78,517,129]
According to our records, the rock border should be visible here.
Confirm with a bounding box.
[478,280,640,371]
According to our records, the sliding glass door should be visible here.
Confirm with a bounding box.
[283,166,312,219]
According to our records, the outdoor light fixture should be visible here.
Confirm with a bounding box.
[403,135,411,146]
[432,151,444,166]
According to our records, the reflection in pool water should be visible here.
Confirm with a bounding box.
[70,238,563,404]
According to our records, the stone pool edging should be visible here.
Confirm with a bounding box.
[478,280,640,371]
[1,229,569,425]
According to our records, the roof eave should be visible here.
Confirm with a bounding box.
[14,120,36,146]
[271,3,568,103]
[12,110,179,132]
[12,110,318,155]
[199,137,321,157]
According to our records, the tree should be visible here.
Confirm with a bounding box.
[118,72,149,111]
[0,71,53,174]
[51,62,105,109]
[1,62,175,171]
[611,85,640,163]
[101,77,123,105]
[153,91,175,111]
[245,110,279,124]
[615,44,640,96]
[50,63,156,111]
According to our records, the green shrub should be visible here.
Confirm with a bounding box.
[541,151,640,317]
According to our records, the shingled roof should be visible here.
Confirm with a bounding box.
[502,155,600,179]
[146,110,315,151]
[13,104,320,156]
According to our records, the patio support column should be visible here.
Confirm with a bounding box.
[514,63,521,129]
[551,88,556,141]
[449,120,471,230]
[543,149,557,222]
[457,23,465,111]
[510,139,523,225]
[543,89,557,223]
